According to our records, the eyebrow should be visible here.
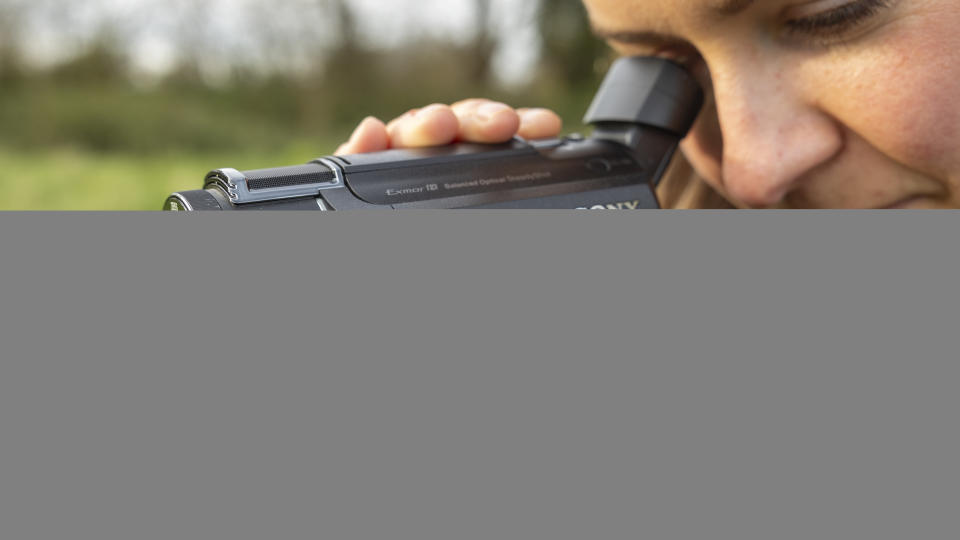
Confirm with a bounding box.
[590,26,690,47]
[709,0,757,16]
[591,0,758,45]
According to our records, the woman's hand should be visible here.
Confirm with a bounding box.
[335,99,563,155]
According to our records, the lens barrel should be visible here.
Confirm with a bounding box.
[165,190,225,211]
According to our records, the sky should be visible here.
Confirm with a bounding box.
[10,0,542,85]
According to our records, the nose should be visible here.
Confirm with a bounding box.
[709,63,844,207]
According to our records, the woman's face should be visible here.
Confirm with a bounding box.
[582,0,960,208]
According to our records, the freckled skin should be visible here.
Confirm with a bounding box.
[582,0,960,208]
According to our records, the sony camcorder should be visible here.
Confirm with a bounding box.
[164,56,703,211]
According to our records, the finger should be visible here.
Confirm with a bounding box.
[451,99,521,143]
[516,108,563,140]
[336,117,389,155]
[385,104,459,149]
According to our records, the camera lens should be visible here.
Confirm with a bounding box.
[163,190,224,211]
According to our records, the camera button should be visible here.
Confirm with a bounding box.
[587,159,612,173]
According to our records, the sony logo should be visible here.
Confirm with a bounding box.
[577,200,642,210]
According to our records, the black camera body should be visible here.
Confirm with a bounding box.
[164,57,703,211]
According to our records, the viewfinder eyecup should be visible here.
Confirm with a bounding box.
[584,57,704,137]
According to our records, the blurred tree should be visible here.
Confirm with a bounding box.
[467,0,495,86]
[0,0,616,153]
[304,0,382,128]
[0,0,26,85]
[163,0,213,85]
[0,40,24,87]
[536,0,611,88]
[48,28,128,84]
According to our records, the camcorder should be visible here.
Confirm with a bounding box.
[164,56,703,211]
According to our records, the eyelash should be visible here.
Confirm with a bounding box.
[785,0,893,38]
[644,0,895,63]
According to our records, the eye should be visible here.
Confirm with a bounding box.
[784,0,894,42]
[651,46,704,71]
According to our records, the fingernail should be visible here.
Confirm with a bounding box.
[518,109,539,121]
[358,116,386,141]
[416,104,447,117]
[477,102,511,122]
[349,118,369,141]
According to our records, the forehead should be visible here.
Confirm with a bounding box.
[583,0,667,26]
[582,0,745,31]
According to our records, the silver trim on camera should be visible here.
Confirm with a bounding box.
[206,159,345,205]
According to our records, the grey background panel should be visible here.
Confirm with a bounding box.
[1,212,958,540]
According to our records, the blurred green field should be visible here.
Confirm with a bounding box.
[0,74,593,211]
[0,142,340,211]
[0,0,606,210]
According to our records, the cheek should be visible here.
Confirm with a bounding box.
[850,61,958,169]
[680,92,724,184]
[815,14,960,175]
